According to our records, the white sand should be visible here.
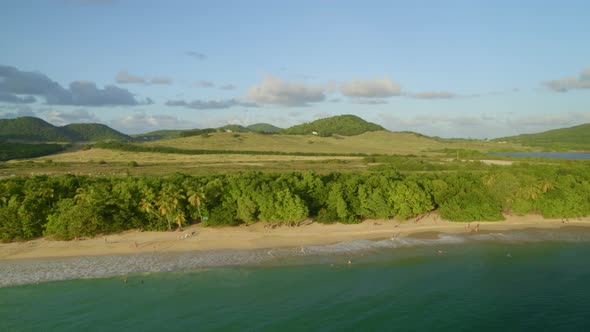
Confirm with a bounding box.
[1,213,588,261]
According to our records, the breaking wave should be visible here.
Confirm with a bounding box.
[1,227,589,287]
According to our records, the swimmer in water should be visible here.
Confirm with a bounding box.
[436,249,445,254]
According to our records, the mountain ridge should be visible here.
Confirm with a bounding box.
[0,117,131,142]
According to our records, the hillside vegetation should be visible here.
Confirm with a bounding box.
[142,131,457,155]
[0,117,130,142]
[63,123,131,142]
[0,117,73,142]
[247,123,282,133]
[0,141,66,161]
[281,114,385,136]
[494,123,590,150]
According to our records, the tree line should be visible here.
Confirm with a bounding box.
[1,162,590,242]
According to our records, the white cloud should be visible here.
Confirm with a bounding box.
[166,98,257,110]
[150,77,173,85]
[340,77,401,98]
[116,70,172,85]
[110,111,197,134]
[45,109,99,126]
[350,98,388,105]
[543,68,590,92]
[116,70,146,84]
[411,91,456,99]
[246,75,325,107]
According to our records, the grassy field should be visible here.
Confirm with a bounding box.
[142,131,525,155]
[1,149,368,177]
[1,131,533,178]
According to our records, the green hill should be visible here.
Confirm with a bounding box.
[0,141,66,161]
[133,130,187,140]
[281,114,386,136]
[247,123,282,133]
[63,123,131,142]
[218,124,250,132]
[0,117,130,142]
[494,123,590,150]
[0,117,73,142]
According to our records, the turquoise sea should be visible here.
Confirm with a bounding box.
[2,228,590,331]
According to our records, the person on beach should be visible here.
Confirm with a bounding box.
[474,224,479,233]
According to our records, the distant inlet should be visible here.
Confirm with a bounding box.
[488,152,590,160]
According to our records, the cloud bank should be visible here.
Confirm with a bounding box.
[340,77,401,98]
[543,68,590,92]
[110,111,197,134]
[0,65,143,106]
[45,109,100,126]
[411,91,456,99]
[116,70,172,85]
[166,98,257,110]
[246,76,325,107]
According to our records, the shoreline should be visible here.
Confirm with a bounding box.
[2,213,589,262]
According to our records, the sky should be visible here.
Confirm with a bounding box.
[1,0,590,138]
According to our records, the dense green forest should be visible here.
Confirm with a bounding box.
[0,117,73,142]
[0,117,130,142]
[63,123,131,141]
[280,114,386,136]
[247,123,282,133]
[2,163,589,242]
[0,141,66,161]
[494,123,590,150]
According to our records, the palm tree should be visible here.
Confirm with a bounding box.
[538,179,554,194]
[156,185,185,231]
[187,190,204,221]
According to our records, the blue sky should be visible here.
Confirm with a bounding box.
[1,0,589,138]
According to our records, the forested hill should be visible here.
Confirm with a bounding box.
[63,123,131,142]
[494,123,590,150]
[0,117,130,142]
[247,123,282,133]
[281,114,386,136]
[0,117,73,141]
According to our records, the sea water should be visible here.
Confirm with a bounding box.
[2,228,590,331]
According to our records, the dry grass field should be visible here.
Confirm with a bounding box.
[0,131,528,178]
[142,131,521,155]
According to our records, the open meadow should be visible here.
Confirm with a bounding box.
[1,131,530,177]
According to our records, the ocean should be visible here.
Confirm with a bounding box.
[2,228,590,331]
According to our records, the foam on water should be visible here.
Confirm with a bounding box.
[2,227,589,287]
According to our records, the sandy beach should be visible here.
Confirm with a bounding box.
[1,213,589,261]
